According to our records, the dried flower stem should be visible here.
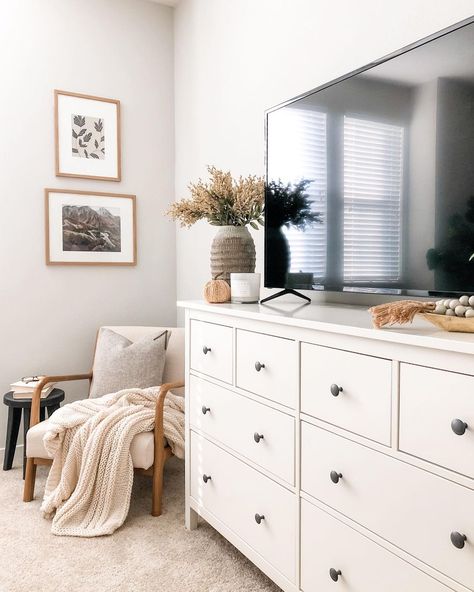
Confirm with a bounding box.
[167,166,265,228]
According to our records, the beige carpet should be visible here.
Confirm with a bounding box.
[0,458,280,592]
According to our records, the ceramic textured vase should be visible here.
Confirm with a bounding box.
[210,225,256,283]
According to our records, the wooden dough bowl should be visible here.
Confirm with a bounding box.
[421,313,474,333]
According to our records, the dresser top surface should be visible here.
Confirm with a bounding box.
[177,300,474,355]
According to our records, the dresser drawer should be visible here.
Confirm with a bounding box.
[236,329,296,408]
[301,422,474,589]
[190,320,233,384]
[189,375,295,484]
[301,343,392,445]
[301,500,451,592]
[190,431,296,582]
[400,364,474,479]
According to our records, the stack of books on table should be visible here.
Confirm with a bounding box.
[9,377,56,399]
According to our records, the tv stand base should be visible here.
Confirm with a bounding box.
[260,289,311,305]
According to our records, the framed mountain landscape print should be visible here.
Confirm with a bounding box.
[54,90,121,181]
[45,189,136,265]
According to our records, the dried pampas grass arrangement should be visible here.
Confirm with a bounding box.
[166,166,265,229]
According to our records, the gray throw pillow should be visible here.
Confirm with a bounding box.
[89,328,169,398]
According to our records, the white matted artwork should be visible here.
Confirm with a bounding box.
[55,90,121,181]
[45,189,136,265]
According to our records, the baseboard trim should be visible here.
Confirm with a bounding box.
[1,444,24,466]
[0,443,24,453]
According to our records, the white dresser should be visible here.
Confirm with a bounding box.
[178,300,474,592]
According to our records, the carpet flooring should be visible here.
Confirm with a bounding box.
[0,458,280,592]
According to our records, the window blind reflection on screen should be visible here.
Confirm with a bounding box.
[343,116,404,283]
[267,107,328,280]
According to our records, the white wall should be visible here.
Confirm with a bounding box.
[0,0,175,448]
[1,0,473,455]
[174,0,474,309]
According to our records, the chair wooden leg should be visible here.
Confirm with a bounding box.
[151,450,165,517]
[22,407,31,480]
[23,458,36,502]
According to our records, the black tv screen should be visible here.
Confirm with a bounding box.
[265,18,474,297]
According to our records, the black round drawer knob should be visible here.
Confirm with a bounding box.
[330,471,343,484]
[451,418,468,436]
[330,384,343,397]
[254,513,265,525]
[255,361,265,372]
[201,405,211,415]
[202,474,211,484]
[329,568,342,582]
[450,531,467,549]
[202,346,211,355]
[254,432,264,443]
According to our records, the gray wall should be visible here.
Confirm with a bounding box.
[406,80,438,289]
[173,0,474,311]
[0,0,176,452]
[436,78,474,225]
[435,77,474,289]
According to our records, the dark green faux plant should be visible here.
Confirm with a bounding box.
[265,179,322,229]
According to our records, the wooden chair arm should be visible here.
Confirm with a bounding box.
[154,381,185,446]
[30,373,92,427]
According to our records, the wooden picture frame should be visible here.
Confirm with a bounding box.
[45,188,136,266]
[54,90,121,181]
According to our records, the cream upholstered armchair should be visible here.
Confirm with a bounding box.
[23,326,184,517]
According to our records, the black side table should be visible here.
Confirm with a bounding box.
[3,388,65,478]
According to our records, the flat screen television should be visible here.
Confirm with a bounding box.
[264,17,474,301]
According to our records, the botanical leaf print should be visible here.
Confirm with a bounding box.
[73,115,85,127]
[71,115,105,160]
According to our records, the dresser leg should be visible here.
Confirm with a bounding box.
[185,505,198,530]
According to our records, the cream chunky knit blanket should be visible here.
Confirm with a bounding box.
[40,387,185,537]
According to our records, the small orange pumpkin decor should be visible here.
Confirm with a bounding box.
[204,273,231,303]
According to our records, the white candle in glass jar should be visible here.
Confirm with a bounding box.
[230,273,261,303]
